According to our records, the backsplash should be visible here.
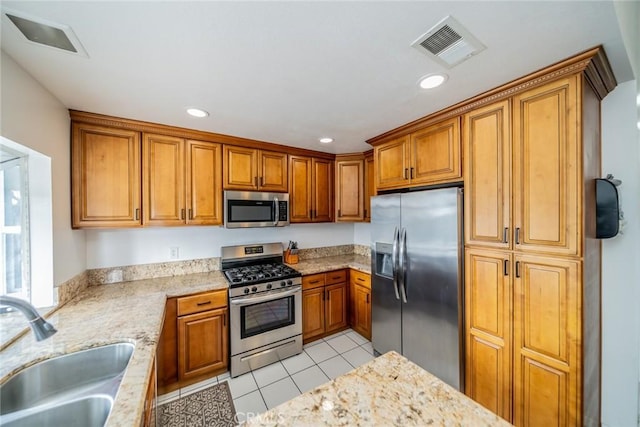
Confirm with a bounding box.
[87,244,371,285]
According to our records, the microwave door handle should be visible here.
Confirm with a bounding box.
[273,197,279,226]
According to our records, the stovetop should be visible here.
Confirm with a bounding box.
[223,262,301,287]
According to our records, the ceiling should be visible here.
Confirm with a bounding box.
[0,1,633,154]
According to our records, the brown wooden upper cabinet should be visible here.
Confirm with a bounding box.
[143,133,223,226]
[335,154,364,222]
[223,145,288,192]
[71,123,142,228]
[289,155,333,223]
[374,117,461,191]
[364,152,375,222]
[464,76,580,257]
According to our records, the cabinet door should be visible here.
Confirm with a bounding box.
[259,150,288,192]
[410,117,461,186]
[335,159,364,222]
[142,133,185,225]
[71,123,141,227]
[289,156,313,222]
[223,145,258,190]
[364,154,375,222]
[512,255,580,427]
[325,282,347,334]
[512,76,579,257]
[313,158,334,222]
[178,308,228,381]
[464,101,511,249]
[375,135,410,190]
[186,140,223,225]
[352,284,371,340]
[158,298,178,390]
[302,287,325,341]
[464,249,512,421]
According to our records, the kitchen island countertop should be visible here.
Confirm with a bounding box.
[244,350,511,426]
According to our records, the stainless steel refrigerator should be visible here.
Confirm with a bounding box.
[371,187,463,390]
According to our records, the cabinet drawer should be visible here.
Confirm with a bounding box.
[177,290,227,316]
[350,270,371,289]
[325,270,347,285]
[303,273,326,290]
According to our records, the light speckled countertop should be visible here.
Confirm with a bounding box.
[288,254,370,275]
[245,351,511,426]
[0,256,371,426]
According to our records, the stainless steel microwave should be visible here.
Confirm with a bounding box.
[224,191,289,228]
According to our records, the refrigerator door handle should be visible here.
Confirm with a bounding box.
[391,227,401,300]
[399,227,408,303]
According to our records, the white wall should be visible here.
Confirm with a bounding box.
[353,222,371,246]
[1,51,86,285]
[86,223,355,268]
[601,79,640,427]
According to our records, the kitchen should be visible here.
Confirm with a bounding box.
[1,1,639,427]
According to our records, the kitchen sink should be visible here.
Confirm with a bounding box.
[0,395,113,427]
[0,342,134,426]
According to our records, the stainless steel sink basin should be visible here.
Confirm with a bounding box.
[1,395,113,427]
[0,343,134,426]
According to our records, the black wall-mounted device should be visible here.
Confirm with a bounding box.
[595,177,621,239]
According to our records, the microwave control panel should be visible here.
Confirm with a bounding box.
[278,201,288,221]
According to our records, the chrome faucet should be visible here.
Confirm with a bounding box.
[0,295,57,341]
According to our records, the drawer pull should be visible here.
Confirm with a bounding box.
[366,294,370,303]
[196,301,212,306]
[357,277,365,282]
[331,276,341,280]
[309,280,320,284]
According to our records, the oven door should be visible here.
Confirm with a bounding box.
[229,285,302,356]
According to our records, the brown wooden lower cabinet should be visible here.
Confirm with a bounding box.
[349,270,371,340]
[302,271,348,343]
[158,289,228,393]
[178,307,228,381]
[141,358,156,427]
[465,247,581,425]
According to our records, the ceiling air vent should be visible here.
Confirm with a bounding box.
[411,16,485,69]
[3,8,88,57]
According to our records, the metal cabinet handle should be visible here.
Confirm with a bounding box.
[404,168,408,179]
[515,227,521,244]
[135,208,140,221]
[189,209,193,220]
[196,301,211,306]
[260,176,264,186]
[254,176,258,187]
[181,209,185,220]
[410,167,415,179]
[503,227,509,244]
[515,261,521,278]
[504,259,509,276]
[366,293,370,304]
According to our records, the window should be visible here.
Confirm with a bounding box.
[1,153,29,302]
[0,138,53,308]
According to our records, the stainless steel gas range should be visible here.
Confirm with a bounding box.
[222,242,303,377]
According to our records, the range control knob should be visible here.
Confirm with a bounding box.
[243,288,250,294]
[280,281,286,287]
[266,283,272,290]
[286,279,293,286]
[251,286,258,293]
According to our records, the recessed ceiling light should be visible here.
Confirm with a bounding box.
[418,73,448,89]
[186,108,209,118]
[319,137,334,144]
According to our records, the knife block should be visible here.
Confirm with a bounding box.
[284,249,299,264]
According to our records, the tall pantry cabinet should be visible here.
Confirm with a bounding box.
[463,47,616,426]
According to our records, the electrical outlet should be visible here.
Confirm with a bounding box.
[170,247,179,260]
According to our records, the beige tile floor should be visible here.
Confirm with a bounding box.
[156,329,375,424]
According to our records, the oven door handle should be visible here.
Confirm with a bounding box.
[230,286,301,306]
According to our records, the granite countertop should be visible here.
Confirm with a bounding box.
[289,254,370,275]
[0,255,370,426]
[245,351,511,427]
